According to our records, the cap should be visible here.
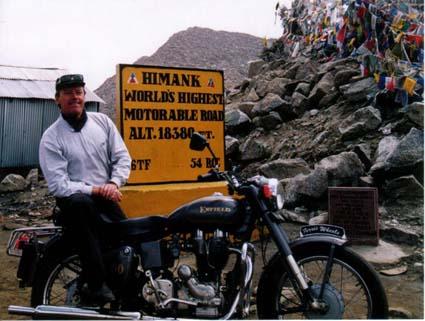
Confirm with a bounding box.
[55,74,85,91]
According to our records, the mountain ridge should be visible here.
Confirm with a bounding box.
[95,27,265,119]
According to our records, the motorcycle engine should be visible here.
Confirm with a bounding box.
[142,229,230,318]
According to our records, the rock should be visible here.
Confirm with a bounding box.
[379,265,408,276]
[247,59,266,78]
[309,109,319,117]
[380,222,422,245]
[252,93,285,116]
[237,102,256,117]
[254,78,269,98]
[281,168,328,207]
[265,77,292,97]
[295,82,310,96]
[359,176,374,187]
[312,130,330,145]
[338,106,382,140]
[308,211,329,225]
[334,69,359,87]
[259,158,311,180]
[405,101,424,128]
[382,176,424,225]
[280,208,310,223]
[388,307,414,319]
[0,174,28,192]
[315,152,365,184]
[253,112,282,130]
[225,109,251,135]
[371,128,424,180]
[295,61,318,81]
[26,168,39,186]
[318,92,340,109]
[369,136,399,176]
[385,128,424,173]
[384,175,423,201]
[318,57,357,73]
[351,240,411,265]
[291,92,309,116]
[282,63,300,79]
[225,135,240,156]
[353,143,372,170]
[308,72,335,105]
[240,136,271,162]
[243,88,260,102]
[340,77,378,102]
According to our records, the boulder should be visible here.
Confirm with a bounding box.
[353,143,372,170]
[265,77,292,97]
[295,61,318,81]
[0,174,28,192]
[382,175,424,225]
[281,168,328,207]
[225,109,251,135]
[338,106,382,140]
[340,77,378,103]
[26,168,39,186]
[309,211,329,225]
[247,59,266,78]
[259,158,310,180]
[243,88,260,102]
[334,69,359,87]
[225,136,240,156]
[308,72,335,105]
[315,152,365,184]
[252,93,285,116]
[295,82,311,96]
[405,101,424,128]
[291,92,309,116]
[370,135,399,173]
[318,92,340,109]
[281,63,300,79]
[253,112,282,130]
[237,102,256,117]
[370,128,424,180]
[240,136,271,162]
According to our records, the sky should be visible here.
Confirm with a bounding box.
[0,0,291,90]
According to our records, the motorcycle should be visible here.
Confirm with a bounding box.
[7,132,388,319]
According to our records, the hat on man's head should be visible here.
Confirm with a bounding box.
[55,74,85,91]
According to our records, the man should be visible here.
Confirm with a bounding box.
[39,74,131,304]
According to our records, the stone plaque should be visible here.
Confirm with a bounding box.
[328,187,379,245]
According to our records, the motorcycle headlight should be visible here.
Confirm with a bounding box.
[267,178,284,210]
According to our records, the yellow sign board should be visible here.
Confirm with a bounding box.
[116,64,225,185]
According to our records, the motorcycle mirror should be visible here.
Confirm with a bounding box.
[190,132,208,151]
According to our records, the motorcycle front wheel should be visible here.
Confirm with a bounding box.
[31,252,82,307]
[256,245,388,319]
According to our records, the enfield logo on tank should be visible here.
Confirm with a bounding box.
[116,64,225,185]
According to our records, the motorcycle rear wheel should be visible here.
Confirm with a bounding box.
[256,245,388,319]
[31,252,82,307]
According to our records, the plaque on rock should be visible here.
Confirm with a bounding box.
[328,187,379,245]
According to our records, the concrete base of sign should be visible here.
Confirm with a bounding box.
[120,181,229,218]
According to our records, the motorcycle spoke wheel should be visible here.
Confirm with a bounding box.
[277,256,371,319]
[42,255,82,305]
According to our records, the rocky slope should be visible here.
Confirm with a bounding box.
[95,27,265,120]
[224,51,424,245]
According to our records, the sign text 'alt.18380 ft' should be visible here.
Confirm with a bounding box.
[116,65,225,185]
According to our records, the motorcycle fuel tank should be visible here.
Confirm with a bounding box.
[167,195,243,232]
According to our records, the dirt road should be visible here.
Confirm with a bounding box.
[0,223,423,319]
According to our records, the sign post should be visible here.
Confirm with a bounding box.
[116,65,225,185]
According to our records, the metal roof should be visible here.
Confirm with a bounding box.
[0,65,104,103]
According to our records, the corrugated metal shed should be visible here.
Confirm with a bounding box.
[0,65,105,168]
[0,65,104,103]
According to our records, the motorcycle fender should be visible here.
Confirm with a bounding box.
[262,235,348,277]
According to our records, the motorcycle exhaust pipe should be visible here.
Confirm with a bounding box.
[8,305,141,320]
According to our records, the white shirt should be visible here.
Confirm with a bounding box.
[39,112,131,197]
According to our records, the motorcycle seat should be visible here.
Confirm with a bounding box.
[101,215,168,242]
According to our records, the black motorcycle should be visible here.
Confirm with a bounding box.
[7,132,388,319]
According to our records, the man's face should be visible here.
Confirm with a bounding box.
[56,86,85,118]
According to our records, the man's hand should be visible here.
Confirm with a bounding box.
[92,183,122,202]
